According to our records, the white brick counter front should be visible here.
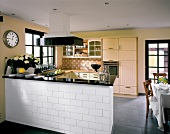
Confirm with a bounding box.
[5,78,113,134]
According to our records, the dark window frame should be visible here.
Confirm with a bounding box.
[145,40,170,83]
[25,28,55,65]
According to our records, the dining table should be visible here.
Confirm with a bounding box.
[152,83,170,131]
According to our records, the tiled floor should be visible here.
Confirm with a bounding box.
[0,95,169,134]
[113,95,170,134]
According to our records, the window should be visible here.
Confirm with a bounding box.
[145,40,170,83]
[25,28,55,65]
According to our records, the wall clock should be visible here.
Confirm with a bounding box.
[3,30,19,48]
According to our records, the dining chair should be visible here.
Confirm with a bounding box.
[143,79,158,118]
[153,73,167,84]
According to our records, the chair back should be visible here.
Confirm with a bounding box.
[153,73,167,84]
[143,79,153,100]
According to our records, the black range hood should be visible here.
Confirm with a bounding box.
[36,36,83,46]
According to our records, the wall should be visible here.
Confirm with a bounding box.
[0,15,48,122]
[73,28,170,94]
[62,58,102,70]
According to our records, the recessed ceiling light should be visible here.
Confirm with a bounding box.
[107,25,110,28]
[12,13,15,16]
[53,9,57,11]
[126,24,129,26]
[105,2,109,5]
[31,20,34,21]
[45,24,48,27]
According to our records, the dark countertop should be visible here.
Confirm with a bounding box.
[2,76,113,86]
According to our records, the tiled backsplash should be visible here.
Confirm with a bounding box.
[62,58,102,70]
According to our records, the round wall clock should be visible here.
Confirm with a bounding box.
[3,30,19,48]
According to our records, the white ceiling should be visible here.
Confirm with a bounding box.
[1,0,170,32]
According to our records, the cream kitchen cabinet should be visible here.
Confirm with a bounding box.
[102,38,119,61]
[103,50,119,61]
[63,46,74,57]
[113,37,138,96]
[119,37,137,51]
[117,38,137,95]
[88,39,101,57]
[113,77,120,94]
[89,73,99,80]
[102,38,119,50]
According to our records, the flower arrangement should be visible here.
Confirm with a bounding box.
[158,77,168,84]
[6,54,40,73]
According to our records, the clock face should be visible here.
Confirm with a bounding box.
[3,30,19,48]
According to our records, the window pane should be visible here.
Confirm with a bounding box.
[43,47,47,56]
[48,47,53,56]
[48,57,53,64]
[149,56,157,67]
[159,56,168,67]
[158,68,168,74]
[43,57,48,64]
[149,68,157,78]
[34,35,40,45]
[158,43,168,55]
[25,33,32,45]
[149,43,157,55]
[26,46,32,54]
[34,47,40,57]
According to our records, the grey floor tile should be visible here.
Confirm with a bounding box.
[114,125,142,134]
[114,95,170,134]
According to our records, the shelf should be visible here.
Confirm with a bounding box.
[75,48,87,50]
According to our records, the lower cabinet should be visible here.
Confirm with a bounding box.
[113,61,137,96]
[119,86,137,95]
[103,49,118,61]
[89,73,99,80]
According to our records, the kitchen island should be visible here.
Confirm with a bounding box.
[3,76,114,134]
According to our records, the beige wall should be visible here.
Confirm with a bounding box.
[73,28,170,94]
[0,15,48,122]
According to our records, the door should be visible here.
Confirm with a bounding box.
[145,40,170,83]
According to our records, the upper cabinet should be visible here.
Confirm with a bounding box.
[63,39,101,58]
[88,39,101,57]
[119,38,137,50]
[102,38,119,50]
[63,46,74,57]
[119,38,137,61]
[102,38,119,61]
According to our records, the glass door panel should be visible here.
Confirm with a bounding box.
[149,56,157,67]
[145,40,170,83]
[149,68,157,78]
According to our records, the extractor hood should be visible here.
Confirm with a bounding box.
[36,12,83,46]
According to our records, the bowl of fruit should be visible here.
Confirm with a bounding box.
[45,69,65,77]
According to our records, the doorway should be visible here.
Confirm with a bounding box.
[145,40,170,83]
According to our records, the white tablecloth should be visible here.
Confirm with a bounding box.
[152,84,170,130]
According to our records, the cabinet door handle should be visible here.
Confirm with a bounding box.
[125,86,131,88]
[108,48,113,49]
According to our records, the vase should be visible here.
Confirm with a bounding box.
[5,66,16,75]
[26,67,35,74]
[11,67,17,74]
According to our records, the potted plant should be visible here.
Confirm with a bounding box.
[6,54,40,74]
